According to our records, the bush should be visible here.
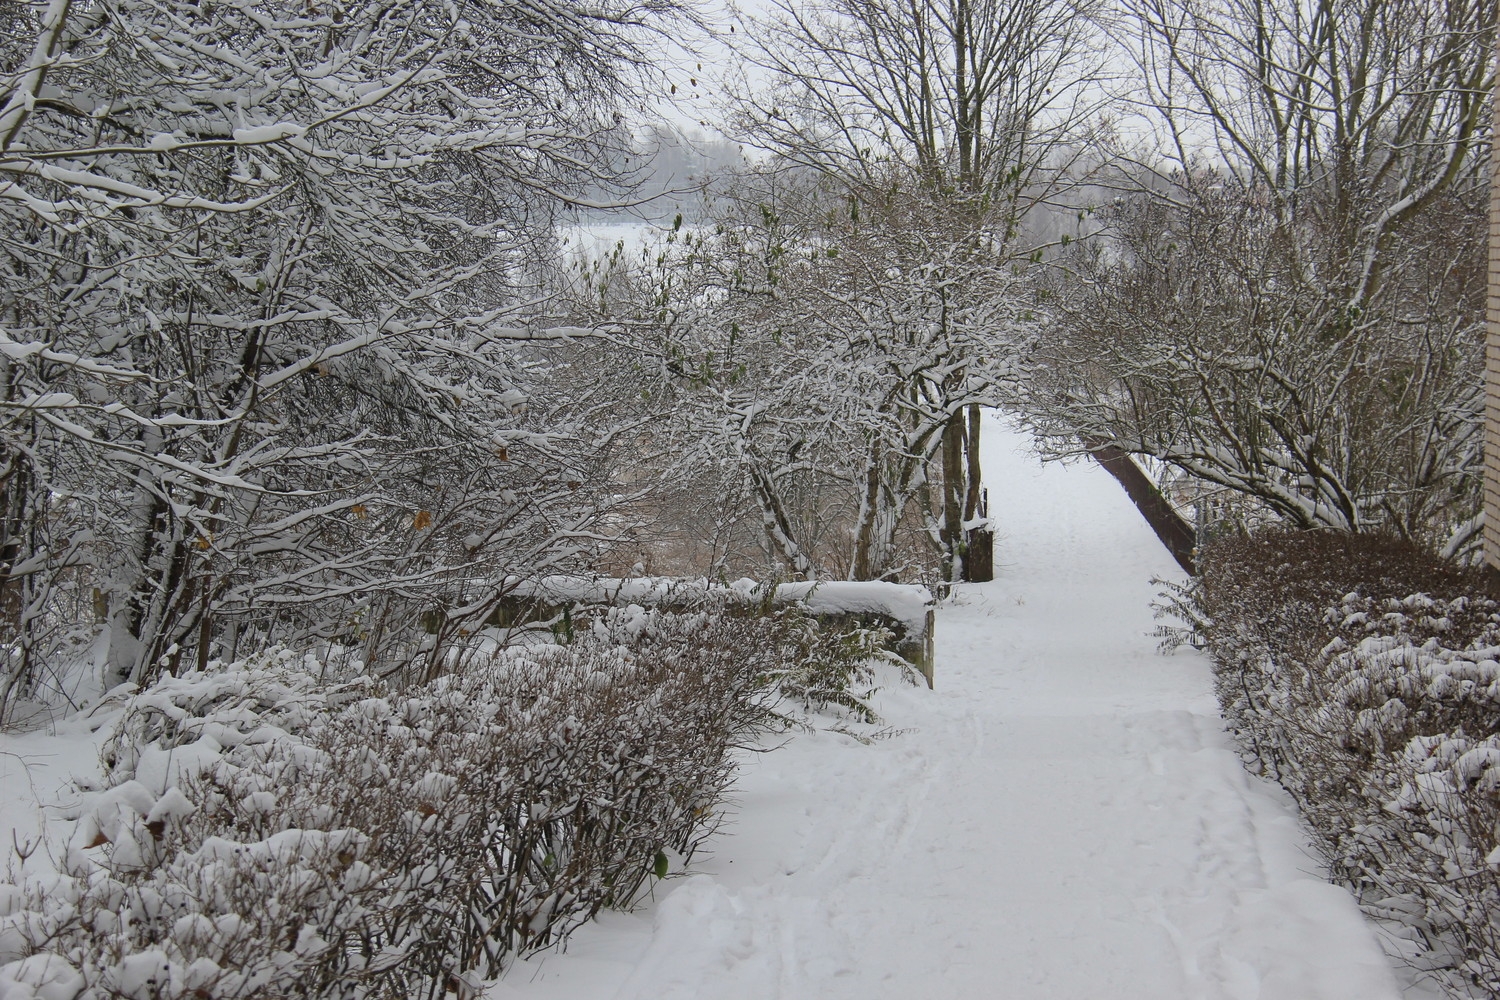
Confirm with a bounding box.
[758,616,919,724]
[1184,530,1500,994]
[0,608,784,999]
[516,580,929,725]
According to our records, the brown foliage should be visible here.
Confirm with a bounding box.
[1187,529,1500,994]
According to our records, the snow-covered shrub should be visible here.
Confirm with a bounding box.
[523,582,929,723]
[1190,530,1500,994]
[709,593,926,723]
[756,615,919,724]
[0,609,781,998]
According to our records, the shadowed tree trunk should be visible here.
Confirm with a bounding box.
[941,413,966,582]
[961,404,991,580]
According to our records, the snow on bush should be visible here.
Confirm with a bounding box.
[0,609,788,999]
[500,579,929,721]
[757,616,918,724]
[1185,531,1500,995]
[506,576,934,657]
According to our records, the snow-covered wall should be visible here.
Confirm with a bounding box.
[507,576,932,636]
[1486,70,1500,568]
[503,576,937,684]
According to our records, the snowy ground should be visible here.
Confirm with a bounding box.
[0,708,106,877]
[491,416,1421,1000]
[0,417,1434,999]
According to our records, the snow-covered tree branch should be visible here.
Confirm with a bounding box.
[0,0,683,709]
[574,169,1028,582]
[1024,0,1491,549]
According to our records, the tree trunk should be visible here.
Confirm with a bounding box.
[852,438,884,580]
[1088,445,1197,575]
[940,413,966,582]
[0,448,31,636]
[963,403,982,524]
[748,462,814,580]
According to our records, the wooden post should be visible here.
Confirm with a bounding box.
[965,528,994,582]
[915,608,935,689]
[963,486,993,583]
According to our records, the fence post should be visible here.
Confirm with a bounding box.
[964,528,993,582]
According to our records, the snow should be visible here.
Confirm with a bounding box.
[229,123,305,144]
[0,712,109,876]
[512,576,933,639]
[728,580,932,638]
[0,415,1436,997]
[560,223,658,263]
[489,415,1416,1000]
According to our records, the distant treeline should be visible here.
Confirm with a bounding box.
[574,126,749,224]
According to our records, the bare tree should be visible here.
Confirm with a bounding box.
[1026,0,1493,551]
[575,168,1027,582]
[0,0,681,709]
[718,0,1108,578]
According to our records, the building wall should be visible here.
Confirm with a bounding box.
[1486,81,1500,568]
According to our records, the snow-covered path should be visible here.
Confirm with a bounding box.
[491,417,1407,1000]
